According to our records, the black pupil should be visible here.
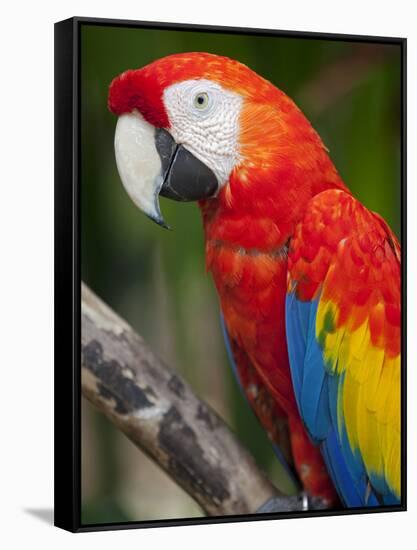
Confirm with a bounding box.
[197,95,205,104]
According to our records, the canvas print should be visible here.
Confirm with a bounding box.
[75,20,404,529]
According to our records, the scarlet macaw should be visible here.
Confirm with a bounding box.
[108,53,401,510]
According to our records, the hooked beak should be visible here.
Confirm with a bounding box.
[114,111,218,228]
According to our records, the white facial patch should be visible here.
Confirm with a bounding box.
[163,79,243,189]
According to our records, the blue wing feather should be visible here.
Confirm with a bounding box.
[285,292,388,507]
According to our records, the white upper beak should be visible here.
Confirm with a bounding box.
[114,111,165,225]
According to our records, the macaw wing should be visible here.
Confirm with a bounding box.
[285,189,401,507]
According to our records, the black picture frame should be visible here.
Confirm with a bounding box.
[54,16,407,533]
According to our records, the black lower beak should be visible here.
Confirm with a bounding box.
[155,129,219,202]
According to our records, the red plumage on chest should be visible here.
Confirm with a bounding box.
[201,201,339,506]
[207,232,294,413]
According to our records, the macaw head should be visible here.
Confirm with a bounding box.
[108,52,340,228]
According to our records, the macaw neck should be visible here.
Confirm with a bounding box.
[199,92,350,252]
[200,153,348,253]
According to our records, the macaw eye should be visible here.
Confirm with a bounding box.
[193,92,210,110]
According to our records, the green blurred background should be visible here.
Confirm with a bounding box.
[80,23,401,525]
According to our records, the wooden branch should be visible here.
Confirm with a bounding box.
[81,282,288,516]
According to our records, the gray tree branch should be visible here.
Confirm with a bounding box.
[81,282,290,517]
